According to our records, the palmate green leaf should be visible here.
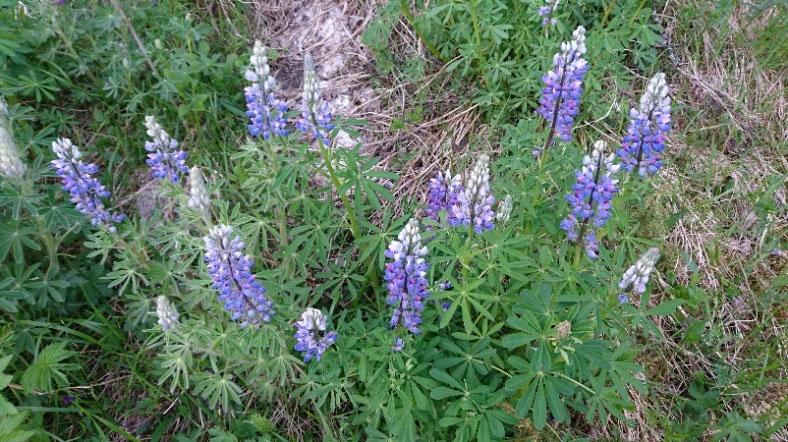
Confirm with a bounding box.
[502,311,542,349]
[194,373,243,413]
[0,222,40,263]
[21,342,74,393]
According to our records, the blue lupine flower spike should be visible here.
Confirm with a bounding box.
[616,73,671,177]
[384,218,430,335]
[425,169,466,225]
[51,138,124,231]
[294,307,337,362]
[537,26,588,150]
[538,0,560,26]
[144,116,189,183]
[244,40,288,139]
[204,225,275,326]
[560,140,620,259]
[295,53,334,145]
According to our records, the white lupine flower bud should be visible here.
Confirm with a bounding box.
[387,218,427,262]
[297,307,327,331]
[560,26,586,58]
[187,166,211,219]
[52,137,82,160]
[155,295,179,331]
[465,154,491,204]
[639,73,670,116]
[496,194,513,222]
[583,140,620,179]
[619,248,660,294]
[0,98,26,179]
[302,53,321,114]
[144,115,170,145]
[245,40,276,94]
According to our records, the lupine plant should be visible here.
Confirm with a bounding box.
[536,26,588,153]
[50,138,124,231]
[617,72,672,176]
[2,4,725,440]
[143,115,189,183]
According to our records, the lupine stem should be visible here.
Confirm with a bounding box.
[313,125,360,240]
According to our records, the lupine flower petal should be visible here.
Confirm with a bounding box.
[50,138,124,231]
[560,140,619,258]
[144,116,189,183]
[384,218,430,335]
[293,307,337,362]
[617,73,671,176]
[537,26,588,143]
[204,225,275,326]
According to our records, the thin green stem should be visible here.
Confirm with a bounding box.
[316,138,360,240]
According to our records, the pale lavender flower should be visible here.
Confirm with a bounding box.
[144,116,188,183]
[391,337,405,352]
[426,170,466,225]
[155,296,179,331]
[295,54,334,145]
[293,307,337,362]
[538,0,560,26]
[617,73,671,176]
[619,248,660,295]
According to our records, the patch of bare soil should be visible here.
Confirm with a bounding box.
[247,0,481,214]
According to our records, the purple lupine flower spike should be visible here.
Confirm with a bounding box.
[203,225,275,326]
[560,140,619,259]
[244,40,288,139]
[144,116,188,183]
[617,73,671,176]
[294,307,337,362]
[426,170,466,225]
[295,54,334,145]
[537,26,589,145]
[384,218,430,335]
[51,138,124,231]
[537,0,560,26]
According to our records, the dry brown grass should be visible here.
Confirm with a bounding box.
[243,0,482,217]
[658,0,787,291]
